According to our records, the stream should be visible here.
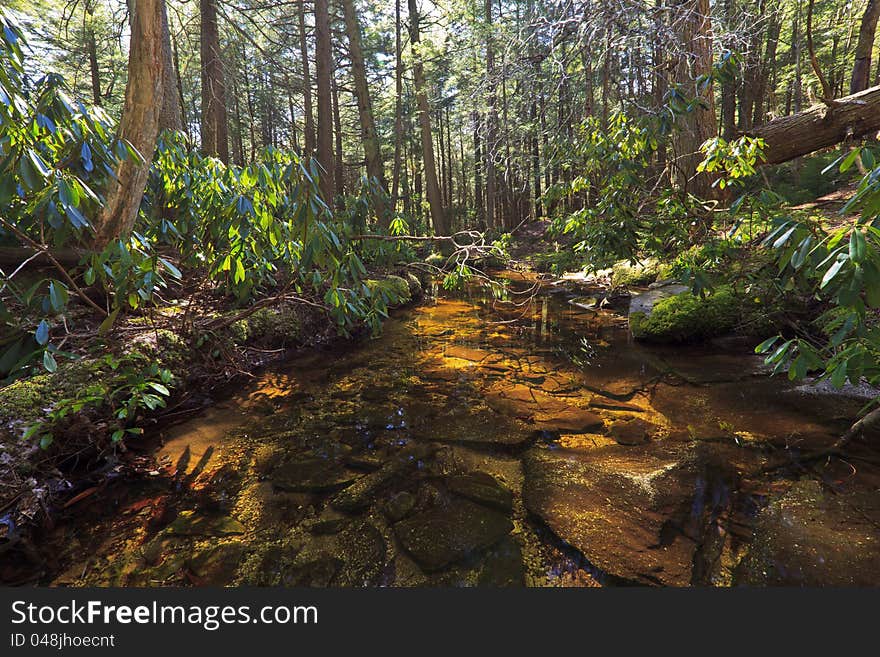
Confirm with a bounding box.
[38,270,880,586]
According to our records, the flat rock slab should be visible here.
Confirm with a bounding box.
[523,445,699,585]
[608,418,660,445]
[285,521,387,587]
[394,498,513,571]
[271,458,358,493]
[533,407,604,434]
[444,345,491,362]
[446,472,514,513]
[735,479,880,586]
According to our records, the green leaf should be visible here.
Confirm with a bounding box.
[48,281,68,312]
[39,434,54,449]
[35,319,49,345]
[820,258,846,289]
[42,350,57,373]
[839,148,860,173]
[754,336,780,354]
[234,258,246,284]
[849,229,866,263]
[148,382,170,396]
[98,307,120,335]
[830,362,847,388]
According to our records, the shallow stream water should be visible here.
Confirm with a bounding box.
[39,270,880,586]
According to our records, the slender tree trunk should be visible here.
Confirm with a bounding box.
[341,0,389,225]
[391,0,404,211]
[485,0,497,229]
[93,0,165,247]
[85,1,101,106]
[408,0,448,236]
[852,0,880,93]
[315,0,335,204]
[332,75,345,209]
[298,2,315,155]
[473,111,484,226]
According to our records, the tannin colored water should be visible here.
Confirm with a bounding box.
[38,270,880,586]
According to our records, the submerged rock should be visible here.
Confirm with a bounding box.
[608,418,660,445]
[271,458,358,493]
[332,445,432,512]
[284,521,387,587]
[735,479,880,586]
[394,498,513,571]
[522,445,701,585]
[446,472,513,513]
[384,491,417,522]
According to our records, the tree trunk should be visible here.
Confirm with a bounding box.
[158,1,182,132]
[407,0,448,236]
[332,75,345,210]
[92,0,165,248]
[749,85,880,165]
[199,0,228,162]
[298,2,315,155]
[484,0,497,230]
[390,0,404,211]
[671,0,717,199]
[315,0,335,204]
[852,0,880,93]
[85,1,101,107]
[341,0,388,225]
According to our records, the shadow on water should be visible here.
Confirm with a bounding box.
[17,270,880,587]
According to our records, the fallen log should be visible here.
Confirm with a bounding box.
[748,85,880,165]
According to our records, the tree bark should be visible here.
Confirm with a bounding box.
[671,0,717,199]
[852,0,880,93]
[484,0,497,230]
[748,85,880,165]
[158,1,183,132]
[341,0,389,224]
[407,0,448,236]
[92,0,165,248]
[298,2,315,155]
[390,0,404,211]
[315,0,335,204]
[199,0,229,162]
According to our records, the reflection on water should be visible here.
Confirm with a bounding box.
[36,270,880,587]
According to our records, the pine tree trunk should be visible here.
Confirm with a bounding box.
[852,0,880,93]
[199,0,228,162]
[315,0,335,204]
[341,0,389,225]
[407,0,448,236]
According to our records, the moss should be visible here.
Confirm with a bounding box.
[630,286,739,343]
[0,359,105,429]
[241,307,302,347]
[611,258,665,287]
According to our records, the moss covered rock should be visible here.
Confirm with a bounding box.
[630,286,739,342]
[611,258,669,287]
